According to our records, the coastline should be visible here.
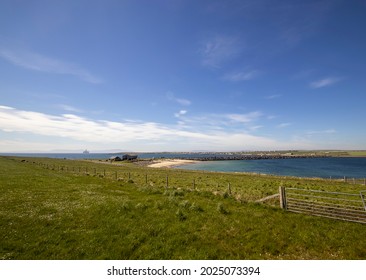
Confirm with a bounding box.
[147,159,199,168]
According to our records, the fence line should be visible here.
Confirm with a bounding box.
[29,160,242,196]
[279,186,366,224]
[23,160,366,211]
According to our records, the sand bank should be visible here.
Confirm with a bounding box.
[147,159,198,168]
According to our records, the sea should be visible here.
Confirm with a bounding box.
[1,152,366,179]
[178,157,366,179]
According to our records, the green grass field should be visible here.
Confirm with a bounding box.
[0,156,365,260]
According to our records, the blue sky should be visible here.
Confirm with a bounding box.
[1,0,366,152]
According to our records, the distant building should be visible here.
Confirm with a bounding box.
[122,154,138,161]
[109,156,122,162]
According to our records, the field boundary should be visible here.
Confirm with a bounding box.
[280,186,366,224]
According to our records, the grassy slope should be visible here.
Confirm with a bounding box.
[0,156,365,260]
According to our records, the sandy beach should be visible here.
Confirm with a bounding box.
[147,159,198,168]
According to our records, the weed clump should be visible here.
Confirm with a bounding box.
[217,203,229,215]
[176,209,187,221]
[135,203,148,211]
[179,200,191,209]
[164,189,185,201]
[120,201,131,211]
[189,202,204,212]
[154,201,164,210]
[223,192,230,199]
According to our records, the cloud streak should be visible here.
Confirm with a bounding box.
[0,105,292,151]
[310,77,342,88]
[223,70,260,82]
[306,129,336,135]
[0,49,103,84]
[174,111,263,132]
[200,35,242,68]
[166,92,191,106]
[174,110,187,118]
[58,104,83,113]
[277,122,292,128]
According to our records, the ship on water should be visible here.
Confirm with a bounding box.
[83,149,90,154]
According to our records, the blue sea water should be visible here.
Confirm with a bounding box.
[179,157,366,179]
[1,152,366,179]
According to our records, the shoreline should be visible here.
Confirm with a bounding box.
[147,159,199,168]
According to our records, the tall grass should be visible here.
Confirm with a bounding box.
[0,156,365,260]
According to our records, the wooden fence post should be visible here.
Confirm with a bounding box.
[228,182,231,195]
[193,179,195,190]
[361,192,366,211]
[115,171,117,180]
[166,175,169,189]
[279,186,287,210]
[145,174,148,184]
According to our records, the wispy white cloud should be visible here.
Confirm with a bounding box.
[175,111,263,133]
[0,105,296,152]
[200,35,242,68]
[58,104,83,113]
[226,111,263,123]
[267,115,277,120]
[0,49,103,84]
[306,129,336,135]
[310,77,342,89]
[166,92,191,106]
[0,105,201,144]
[277,122,292,128]
[222,70,259,82]
[248,125,263,131]
[264,94,282,100]
[174,110,187,118]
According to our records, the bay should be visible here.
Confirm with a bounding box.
[179,157,366,179]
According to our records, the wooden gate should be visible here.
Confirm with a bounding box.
[279,186,366,224]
